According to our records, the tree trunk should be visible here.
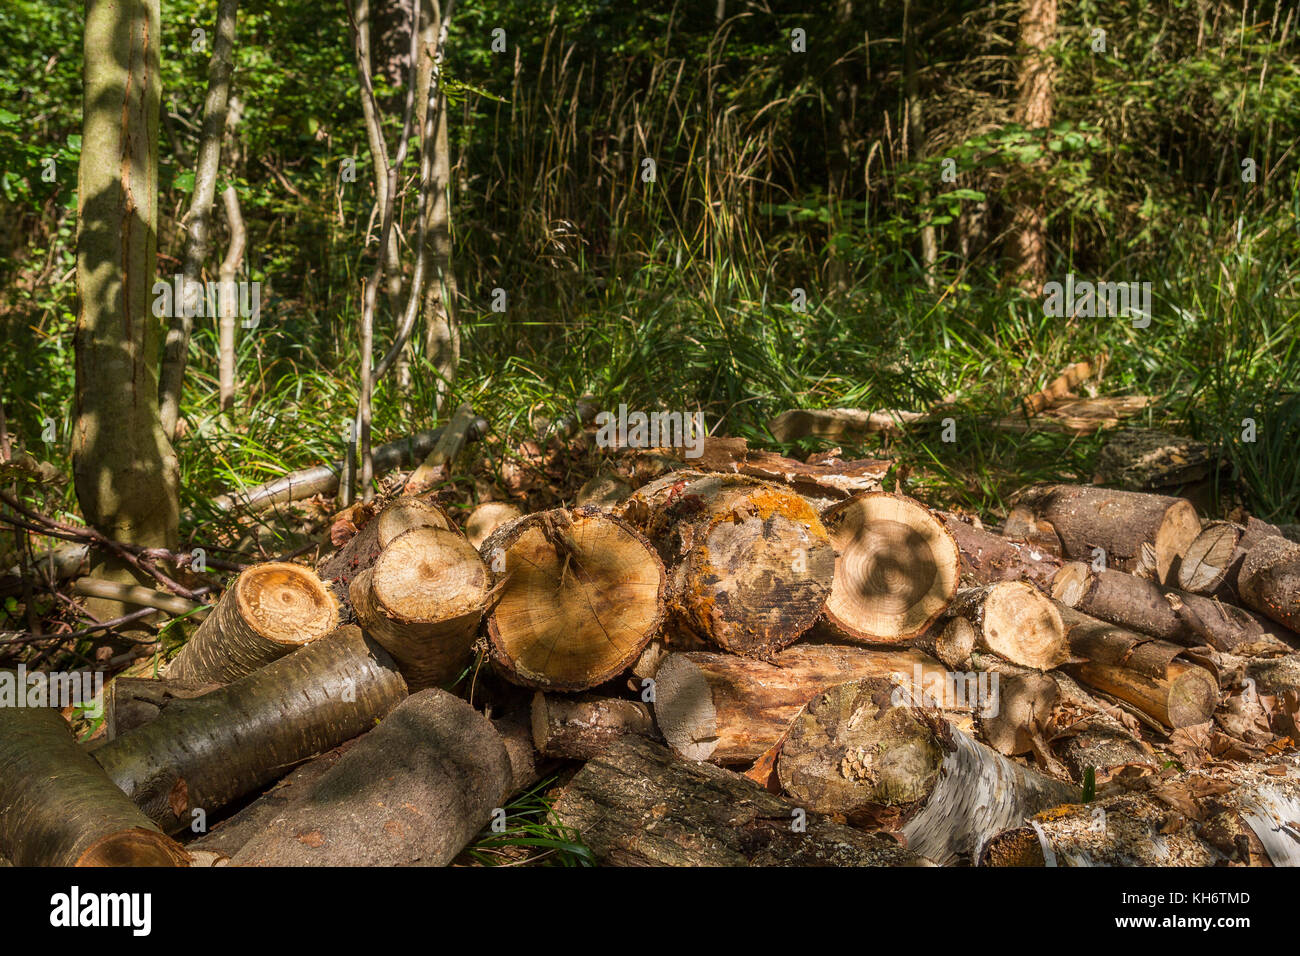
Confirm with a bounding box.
[620,473,835,657]
[821,492,960,644]
[0,703,190,866]
[92,625,408,833]
[1056,604,1219,728]
[349,525,489,690]
[1003,0,1057,291]
[653,644,953,764]
[416,0,460,412]
[166,562,338,684]
[530,692,658,760]
[230,689,510,866]
[942,581,1068,669]
[158,0,240,439]
[903,0,937,285]
[1012,484,1201,583]
[317,494,454,615]
[483,508,667,690]
[1052,561,1293,654]
[981,759,1300,867]
[73,0,181,623]
[216,184,246,412]
[1238,534,1300,632]
[551,737,925,866]
[940,512,1062,593]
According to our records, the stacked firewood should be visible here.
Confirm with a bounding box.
[3,454,1299,868]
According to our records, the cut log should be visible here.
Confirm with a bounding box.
[166,562,338,684]
[350,525,490,690]
[1056,604,1219,728]
[92,625,408,833]
[230,689,511,866]
[1238,534,1300,632]
[981,759,1300,867]
[767,407,928,442]
[941,513,1061,593]
[575,473,633,509]
[464,501,523,548]
[530,692,658,759]
[1011,483,1201,583]
[676,437,889,505]
[622,473,835,657]
[483,508,666,691]
[551,736,924,866]
[1177,517,1282,598]
[942,582,1068,669]
[774,679,1078,865]
[317,495,454,614]
[0,702,189,866]
[1052,561,1293,654]
[105,676,221,740]
[822,492,960,644]
[654,644,954,764]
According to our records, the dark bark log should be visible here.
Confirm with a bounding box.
[93,625,408,833]
[1052,561,1294,654]
[940,512,1062,592]
[484,508,666,690]
[530,692,658,760]
[1239,534,1300,632]
[166,562,338,683]
[1012,483,1201,583]
[552,736,925,866]
[0,702,189,866]
[1056,604,1219,728]
[230,689,510,866]
[105,676,221,740]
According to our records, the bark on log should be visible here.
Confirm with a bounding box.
[92,625,408,833]
[551,736,925,866]
[774,679,1078,865]
[1238,534,1300,632]
[942,581,1068,669]
[1052,561,1294,654]
[530,692,658,759]
[1056,604,1219,728]
[621,473,835,657]
[981,759,1300,866]
[166,562,338,684]
[821,492,960,644]
[350,525,489,690]
[484,508,666,691]
[940,512,1061,593]
[1012,483,1201,583]
[73,576,202,617]
[653,644,954,764]
[230,689,511,866]
[0,702,190,866]
[317,495,454,614]
[1177,518,1282,598]
[105,676,222,740]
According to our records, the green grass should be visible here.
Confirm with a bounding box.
[461,776,594,867]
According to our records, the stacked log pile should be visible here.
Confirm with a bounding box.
[4,464,1299,869]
